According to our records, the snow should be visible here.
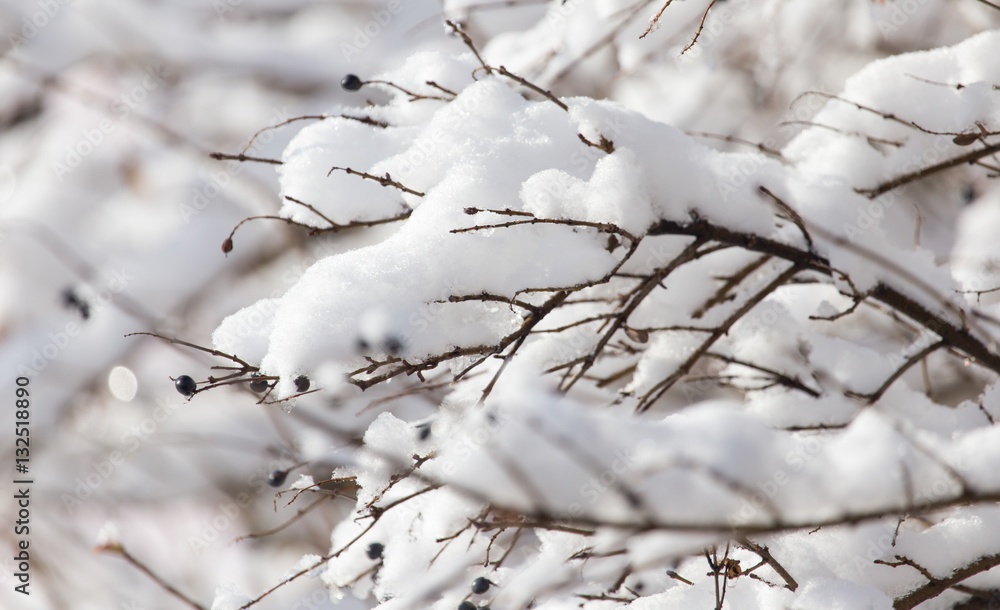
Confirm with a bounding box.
[7,2,1000,610]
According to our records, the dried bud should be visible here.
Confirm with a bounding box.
[953,132,979,146]
[625,327,649,343]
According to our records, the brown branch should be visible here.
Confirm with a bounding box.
[637,264,802,412]
[125,332,254,369]
[758,186,814,252]
[704,352,820,398]
[208,152,282,165]
[222,199,412,254]
[452,214,637,243]
[578,132,616,153]
[232,497,330,544]
[684,130,784,158]
[849,340,945,404]
[971,0,1000,12]
[327,166,425,196]
[681,0,719,55]
[495,65,567,111]
[563,237,708,392]
[777,120,904,148]
[640,0,677,39]
[239,115,325,155]
[364,79,452,102]
[446,20,492,75]
[692,254,772,319]
[239,519,378,609]
[551,0,653,85]
[893,552,1000,610]
[859,140,1000,198]
[739,538,798,591]
[646,218,1000,376]
[100,545,207,610]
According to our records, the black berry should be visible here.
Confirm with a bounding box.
[248,375,269,393]
[961,184,976,204]
[62,288,91,320]
[267,470,287,487]
[175,375,197,396]
[417,423,431,441]
[384,336,403,355]
[222,237,233,254]
[471,577,491,595]
[341,74,363,91]
[366,542,384,560]
[294,375,310,392]
[458,603,476,610]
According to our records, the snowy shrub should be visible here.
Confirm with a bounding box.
[185,22,1000,610]
[9,1,1000,609]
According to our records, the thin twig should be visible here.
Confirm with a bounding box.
[446,20,492,75]
[101,545,207,610]
[327,166,425,197]
[680,0,719,55]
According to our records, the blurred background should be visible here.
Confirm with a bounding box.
[1,1,997,608]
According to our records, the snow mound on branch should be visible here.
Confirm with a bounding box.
[213,35,1000,390]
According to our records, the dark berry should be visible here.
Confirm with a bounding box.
[366,542,384,560]
[174,375,197,396]
[341,74,363,91]
[61,288,90,319]
[384,336,403,355]
[267,470,287,487]
[471,577,490,595]
[458,603,476,610]
[294,375,310,392]
[222,237,233,254]
[961,184,976,204]
[248,375,269,393]
[417,423,431,441]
